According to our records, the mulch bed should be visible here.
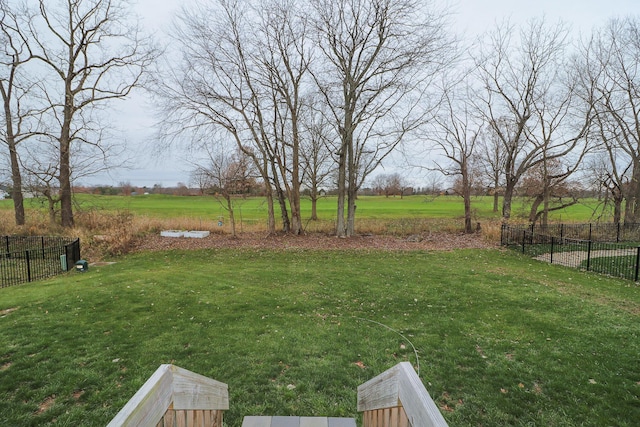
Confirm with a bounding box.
[133,231,498,252]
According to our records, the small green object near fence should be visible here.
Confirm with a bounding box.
[75,259,88,272]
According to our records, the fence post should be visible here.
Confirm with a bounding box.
[635,247,640,282]
[617,223,621,243]
[586,240,592,271]
[550,237,554,264]
[560,224,564,240]
[589,224,592,241]
[25,250,32,282]
[522,230,527,254]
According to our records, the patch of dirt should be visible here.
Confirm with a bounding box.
[0,362,11,371]
[35,395,56,415]
[0,307,18,316]
[134,231,497,253]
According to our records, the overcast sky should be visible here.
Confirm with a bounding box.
[83,0,640,188]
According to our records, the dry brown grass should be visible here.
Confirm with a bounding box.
[0,208,500,261]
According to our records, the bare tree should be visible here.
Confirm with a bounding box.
[476,123,507,213]
[17,0,155,227]
[20,139,60,223]
[0,1,38,226]
[193,147,256,237]
[371,172,410,198]
[518,160,580,225]
[311,0,453,237]
[159,0,313,235]
[257,0,312,234]
[429,89,480,233]
[300,101,334,220]
[579,17,640,224]
[583,153,627,224]
[473,19,590,223]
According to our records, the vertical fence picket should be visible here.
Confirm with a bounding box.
[25,250,31,283]
[635,247,640,282]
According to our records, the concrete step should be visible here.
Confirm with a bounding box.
[242,416,356,427]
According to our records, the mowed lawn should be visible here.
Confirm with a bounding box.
[0,248,638,426]
[0,194,604,223]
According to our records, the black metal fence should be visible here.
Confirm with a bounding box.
[501,223,640,281]
[0,236,81,288]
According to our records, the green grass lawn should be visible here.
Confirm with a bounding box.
[1,248,638,426]
[0,194,608,223]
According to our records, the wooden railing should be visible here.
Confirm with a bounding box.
[107,364,228,427]
[357,362,448,427]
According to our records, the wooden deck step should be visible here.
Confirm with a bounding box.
[242,416,356,427]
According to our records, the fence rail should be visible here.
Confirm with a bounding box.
[501,223,640,281]
[0,236,81,288]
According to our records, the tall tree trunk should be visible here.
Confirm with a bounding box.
[346,133,357,237]
[613,193,622,225]
[226,195,236,238]
[462,166,473,234]
[261,157,276,234]
[45,191,57,224]
[270,161,290,232]
[8,138,25,226]
[276,187,290,233]
[335,145,347,237]
[310,189,318,221]
[2,84,26,226]
[59,72,74,228]
[624,183,637,224]
[528,195,544,225]
[289,113,302,235]
[502,178,517,222]
[492,175,500,213]
[59,137,73,227]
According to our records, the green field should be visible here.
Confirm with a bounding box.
[0,193,609,224]
[0,248,638,426]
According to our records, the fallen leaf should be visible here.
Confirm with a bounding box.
[588,379,597,384]
[500,388,508,394]
[354,361,366,369]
